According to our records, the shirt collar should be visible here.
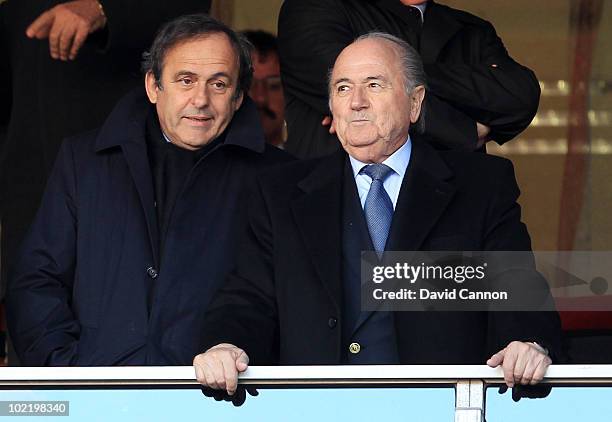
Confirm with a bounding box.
[411,2,427,21]
[349,136,412,180]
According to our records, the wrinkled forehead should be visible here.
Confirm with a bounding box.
[331,38,402,82]
[162,33,240,75]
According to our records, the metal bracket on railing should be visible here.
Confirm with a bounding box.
[454,379,485,422]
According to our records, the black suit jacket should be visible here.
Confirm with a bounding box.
[201,140,561,365]
[278,0,541,158]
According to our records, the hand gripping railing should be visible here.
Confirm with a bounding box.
[1,365,612,422]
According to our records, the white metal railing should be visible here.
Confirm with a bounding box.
[1,365,612,422]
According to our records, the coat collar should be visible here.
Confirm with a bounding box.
[94,89,266,154]
[294,140,456,253]
[289,141,456,307]
[385,138,456,252]
[91,89,267,268]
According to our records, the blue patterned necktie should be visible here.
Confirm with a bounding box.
[360,164,394,253]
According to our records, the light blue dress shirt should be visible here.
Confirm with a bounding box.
[411,2,427,22]
[349,138,412,211]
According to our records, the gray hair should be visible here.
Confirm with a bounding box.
[327,31,427,132]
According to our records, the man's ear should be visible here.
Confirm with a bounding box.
[409,85,426,124]
[328,98,337,133]
[145,72,159,104]
[234,90,244,110]
[330,114,337,134]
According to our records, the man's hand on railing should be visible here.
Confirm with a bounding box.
[194,343,256,405]
[486,341,551,387]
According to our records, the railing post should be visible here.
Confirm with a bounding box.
[454,379,485,422]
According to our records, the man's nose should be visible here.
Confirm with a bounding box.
[191,84,209,108]
[350,85,369,110]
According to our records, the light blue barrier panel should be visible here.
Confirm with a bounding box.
[486,387,612,421]
[0,388,454,422]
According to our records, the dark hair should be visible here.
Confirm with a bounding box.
[142,14,253,100]
[241,30,278,60]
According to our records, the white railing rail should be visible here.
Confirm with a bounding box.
[0,365,610,386]
[1,365,612,422]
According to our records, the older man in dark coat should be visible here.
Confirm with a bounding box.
[193,33,560,399]
[6,14,290,366]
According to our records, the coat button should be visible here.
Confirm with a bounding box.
[349,342,361,354]
[328,317,337,328]
[146,266,158,279]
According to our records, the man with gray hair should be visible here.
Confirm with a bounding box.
[6,14,289,366]
[193,32,561,398]
[278,0,540,158]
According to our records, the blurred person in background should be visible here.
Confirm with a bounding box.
[242,30,286,148]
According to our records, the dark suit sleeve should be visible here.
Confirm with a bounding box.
[418,94,480,150]
[0,1,10,128]
[482,159,562,360]
[200,178,279,365]
[277,0,354,158]
[97,0,211,53]
[424,20,540,145]
[6,140,80,366]
[0,1,10,158]
[278,0,352,117]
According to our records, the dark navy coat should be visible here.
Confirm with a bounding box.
[6,90,290,366]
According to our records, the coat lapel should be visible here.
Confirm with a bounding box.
[419,1,463,64]
[386,140,456,253]
[291,151,345,308]
[121,141,160,268]
[94,92,160,268]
